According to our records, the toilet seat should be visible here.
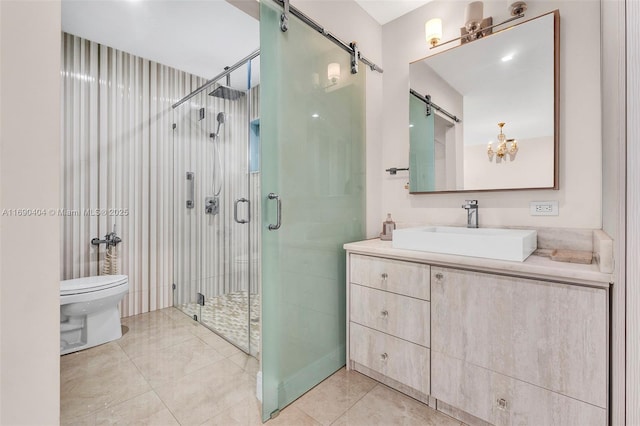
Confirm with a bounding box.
[61,275,128,296]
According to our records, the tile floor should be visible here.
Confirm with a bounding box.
[61,307,464,425]
[179,291,260,356]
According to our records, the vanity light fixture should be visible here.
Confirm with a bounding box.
[487,122,518,161]
[429,1,527,49]
[327,62,341,84]
[464,1,484,33]
[425,18,442,47]
[508,1,528,16]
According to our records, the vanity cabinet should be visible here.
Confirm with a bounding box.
[346,248,610,426]
[348,254,431,400]
[430,267,608,425]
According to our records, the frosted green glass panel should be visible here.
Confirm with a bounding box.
[260,0,366,421]
[409,93,435,192]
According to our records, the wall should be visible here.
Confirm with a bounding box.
[627,1,640,424]
[600,0,626,423]
[62,34,262,318]
[463,137,555,189]
[382,0,602,229]
[61,34,202,316]
[293,0,383,238]
[173,85,261,310]
[0,1,61,424]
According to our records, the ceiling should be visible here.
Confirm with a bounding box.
[61,0,260,88]
[354,0,433,25]
[61,0,433,90]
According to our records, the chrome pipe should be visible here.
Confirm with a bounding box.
[172,49,260,109]
[270,0,383,73]
[410,89,461,123]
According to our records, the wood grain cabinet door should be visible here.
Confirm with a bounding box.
[350,254,430,300]
[350,322,430,395]
[431,350,607,426]
[430,266,607,409]
[350,284,430,347]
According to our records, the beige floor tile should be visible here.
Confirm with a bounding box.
[117,318,197,359]
[60,343,151,420]
[94,391,179,425]
[194,327,244,357]
[121,310,176,331]
[267,406,321,426]
[61,412,96,426]
[132,337,226,388]
[61,342,128,379]
[155,359,254,425]
[292,368,377,425]
[160,306,194,321]
[227,352,260,378]
[332,384,462,426]
[200,396,263,426]
[161,307,205,328]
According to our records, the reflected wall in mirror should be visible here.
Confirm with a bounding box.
[409,10,559,193]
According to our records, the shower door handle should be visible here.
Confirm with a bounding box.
[234,198,250,224]
[267,193,282,230]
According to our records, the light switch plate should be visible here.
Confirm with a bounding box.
[530,200,559,216]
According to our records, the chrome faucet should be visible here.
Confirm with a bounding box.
[91,225,122,248]
[461,200,479,228]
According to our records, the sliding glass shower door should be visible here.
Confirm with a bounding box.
[260,0,366,420]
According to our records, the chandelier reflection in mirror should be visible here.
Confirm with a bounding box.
[487,122,518,162]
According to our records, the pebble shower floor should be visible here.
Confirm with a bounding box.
[179,291,260,356]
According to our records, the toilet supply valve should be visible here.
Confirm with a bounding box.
[91,225,122,248]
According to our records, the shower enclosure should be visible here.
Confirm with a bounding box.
[172,1,371,417]
[172,57,260,356]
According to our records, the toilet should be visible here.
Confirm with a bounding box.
[60,275,129,355]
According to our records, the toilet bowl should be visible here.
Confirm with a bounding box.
[60,274,129,355]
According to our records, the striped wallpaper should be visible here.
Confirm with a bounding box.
[61,33,259,317]
[172,85,260,309]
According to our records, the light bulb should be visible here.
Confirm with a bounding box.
[465,1,484,32]
[425,18,442,47]
[327,63,340,83]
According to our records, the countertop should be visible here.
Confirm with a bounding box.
[344,239,612,289]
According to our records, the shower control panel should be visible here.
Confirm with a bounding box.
[205,196,219,216]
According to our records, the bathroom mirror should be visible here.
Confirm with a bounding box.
[408,10,559,193]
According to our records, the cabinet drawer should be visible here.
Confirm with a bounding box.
[431,351,606,426]
[350,284,430,347]
[350,254,430,300]
[349,322,430,395]
[431,267,608,408]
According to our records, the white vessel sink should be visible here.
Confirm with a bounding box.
[392,226,537,262]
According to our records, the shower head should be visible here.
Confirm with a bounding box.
[211,112,226,139]
[208,85,246,101]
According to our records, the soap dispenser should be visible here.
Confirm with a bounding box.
[380,213,396,241]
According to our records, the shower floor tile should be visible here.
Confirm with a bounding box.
[178,291,260,356]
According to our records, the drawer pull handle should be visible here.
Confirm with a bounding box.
[380,310,389,318]
[497,398,508,410]
[380,353,388,361]
[435,272,444,280]
[381,273,388,280]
